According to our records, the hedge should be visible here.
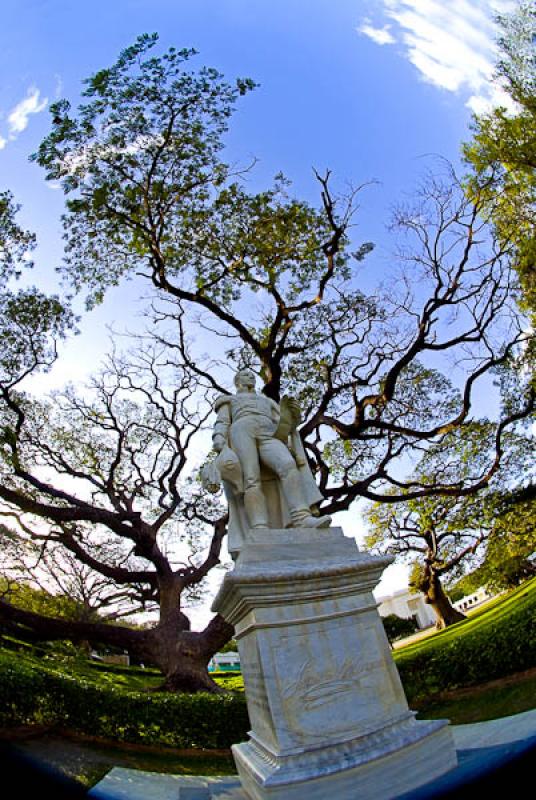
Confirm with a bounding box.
[395,578,536,703]
[0,650,249,749]
[2,578,535,746]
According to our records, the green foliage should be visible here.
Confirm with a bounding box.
[0,647,249,748]
[211,671,244,692]
[0,289,73,374]
[1,581,535,742]
[365,428,534,621]
[0,190,74,386]
[463,2,536,315]
[395,577,536,702]
[381,614,418,644]
[32,33,257,308]
[218,638,239,653]
[448,490,536,595]
[0,190,36,282]
[0,579,99,625]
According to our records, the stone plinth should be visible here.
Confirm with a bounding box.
[212,527,457,800]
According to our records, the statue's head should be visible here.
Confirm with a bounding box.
[234,368,256,392]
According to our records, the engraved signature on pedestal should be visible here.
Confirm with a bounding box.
[281,657,362,711]
[277,655,374,739]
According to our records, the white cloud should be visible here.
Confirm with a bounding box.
[358,20,396,45]
[7,87,48,138]
[357,1,517,111]
[0,135,7,150]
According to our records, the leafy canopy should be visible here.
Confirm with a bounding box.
[463,2,536,315]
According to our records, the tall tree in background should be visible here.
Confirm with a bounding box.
[0,314,232,692]
[365,428,533,628]
[463,2,535,320]
[0,35,532,690]
[449,485,536,596]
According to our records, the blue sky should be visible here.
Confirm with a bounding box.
[0,1,513,611]
[0,0,513,388]
[1,1,511,252]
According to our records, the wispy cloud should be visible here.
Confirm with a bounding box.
[357,19,395,46]
[0,136,7,151]
[357,1,516,112]
[7,86,48,138]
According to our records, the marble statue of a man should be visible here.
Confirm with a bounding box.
[205,368,330,557]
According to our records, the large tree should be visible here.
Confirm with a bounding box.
[0,35,533,690]
[448,484,536,596]
[0,326,233,692]
[365,429,534,627]
[463,2,535,318]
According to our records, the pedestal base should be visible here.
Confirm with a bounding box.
[212,527,457,800]
[234,719,455,800]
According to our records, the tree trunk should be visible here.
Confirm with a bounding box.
[0,598,234,693]
[157,655,225,693]
[145,612,234,694]
[420,567,466,629]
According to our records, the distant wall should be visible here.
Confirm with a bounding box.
[454,586,493,613]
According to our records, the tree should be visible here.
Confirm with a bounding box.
[0,334,235,692]
[463,2,536,318]
[367,492,474,629]
[449,485,536,594]
[1,531,149,627]
[0,576,98,628]
[365,428,534,628]
[0,35,533,690]
[32,35,533,504]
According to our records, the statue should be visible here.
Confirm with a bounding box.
[202,368,331,558]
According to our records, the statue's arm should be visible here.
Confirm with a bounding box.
[274,395,302,444]
[213,396,232,452]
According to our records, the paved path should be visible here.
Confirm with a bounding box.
[451,707,536,749]
[89,709,536,799]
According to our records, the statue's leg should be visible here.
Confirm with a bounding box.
[259,439,331,529]
[259,441,310,524]
[230,425,269,529]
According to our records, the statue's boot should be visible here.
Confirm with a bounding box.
[281,466,332,529]
[244,486,269,529]
[291,511,332,529]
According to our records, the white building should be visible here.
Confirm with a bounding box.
[374,587,436,630]
[453,586,493,614]
[208,651,241,671]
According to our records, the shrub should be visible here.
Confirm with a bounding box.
[381,614,419,645]
[2,578,535,745]
[395,578,536,702]
[0,649,249,749]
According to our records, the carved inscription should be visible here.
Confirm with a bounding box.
[273,619,382,744]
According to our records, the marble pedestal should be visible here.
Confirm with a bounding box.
[212,527,457,800]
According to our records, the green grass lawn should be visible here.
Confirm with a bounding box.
[415,669,536,724]
[396,578,535,658]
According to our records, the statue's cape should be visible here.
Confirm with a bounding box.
[214,394,232,412]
